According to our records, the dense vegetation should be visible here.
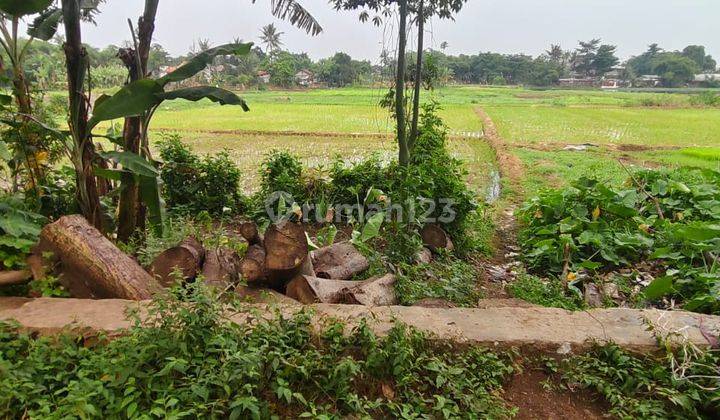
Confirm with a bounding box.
[518,168,720,314]
[0,284,516,418]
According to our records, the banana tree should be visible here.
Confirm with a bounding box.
[0,0,54,196]
[87,43,253,235]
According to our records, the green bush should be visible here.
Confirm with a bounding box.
[559,343,720,418]
[157,134,245,216]
[0,284,515,418]
[518,168,720,314]
[0,194,46,270]
[508,273,584,311]
[395,253,483,307]
[689,91,720,107]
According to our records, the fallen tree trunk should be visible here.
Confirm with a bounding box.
[240,245,267,284]
[35,215,159,299]
[202,247,241,290]
[286,275,360,304]
[0,270,31,286]
[149,237,205,287]
[421,224,454,253]
[238,221,263,245]
[264,221,313,287]
[312,242,369,280]
[340,274,397,306]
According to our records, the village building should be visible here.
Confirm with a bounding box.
[295,69,315,87]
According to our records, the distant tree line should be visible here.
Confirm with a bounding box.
[3,36,717,91]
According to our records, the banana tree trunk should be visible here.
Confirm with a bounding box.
[396,0,409,166]
[62,0,103,231]
[117,0,159,242]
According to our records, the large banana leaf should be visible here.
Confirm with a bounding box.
[139,175,164,235]
[98,151,159,178]
[157,43,252,86]
[157,87,249,111]
[28,7,62,41]
[88,79,163,129]
[0,0,52,17]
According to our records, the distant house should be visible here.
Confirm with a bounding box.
[634,75,661,88]
[558,77,597,88]
[295,69,315,87]
[692,73,720,86]
[257,71,271,84]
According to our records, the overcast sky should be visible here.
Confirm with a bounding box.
[69,0,719,62]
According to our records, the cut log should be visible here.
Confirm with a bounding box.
[312,242,369,280]
[36,215,159,299]
[420,224,454,253]
[263,221,311,286]
[286,275,360,304]
[0,270,31,286]
[240,245,267,284]
[340,274,397,306]
[235,285,299,305]
[238,221,263,245]
[202,247,241,290]
[149,237,205,287]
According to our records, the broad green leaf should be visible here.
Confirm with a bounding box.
[0,0,52,17]
[0,94,11,106]
[89,79,163,128]
[0,141,10,160]
[673,223,720,242]
[643,276,674,300]
[94,167,125,181]
[157,87,249,111]
[157,43,252,86]
[139,175,165,236]
[98,151,158,178]
[28,7,62,40]
[358,212,385,243]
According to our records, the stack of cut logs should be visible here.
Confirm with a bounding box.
[6,215,452,306]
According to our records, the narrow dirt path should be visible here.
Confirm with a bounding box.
[473,107,525,298]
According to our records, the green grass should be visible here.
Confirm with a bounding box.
[512,147,628,193]
[485,105,720,146]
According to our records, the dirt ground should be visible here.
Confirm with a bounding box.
[505,370,611,419]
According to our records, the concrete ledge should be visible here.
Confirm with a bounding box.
[1,297,718,353]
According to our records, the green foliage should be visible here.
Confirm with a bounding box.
[395,253,483,307]
[518,168,720,314]
[259,149,305,199]
[157,134,246,216]
[689,92,720,107]
[559,343,720,419]
[0,194,46,270]
[0,283,515,418]
[400,102,478,254]
[508,273,584,311]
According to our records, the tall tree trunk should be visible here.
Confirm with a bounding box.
[409,0,425,153]
[395,0,409,166]
[117,0,159,242]
[62,0,103,231]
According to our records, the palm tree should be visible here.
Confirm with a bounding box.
[260,23,284,54]
[440,41,449,51]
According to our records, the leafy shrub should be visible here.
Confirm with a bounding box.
[259,149,305,199]
[558,343,720,418]
[508,273,584,311]
[157,134,246,216]
[395,253,483,307]
[0,194,46,270]
[329,153,391,208]
[0,284,515,418]
[518,168,720,313]
[689,91,720,107]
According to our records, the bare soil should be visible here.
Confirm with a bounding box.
[505,369,611,419]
